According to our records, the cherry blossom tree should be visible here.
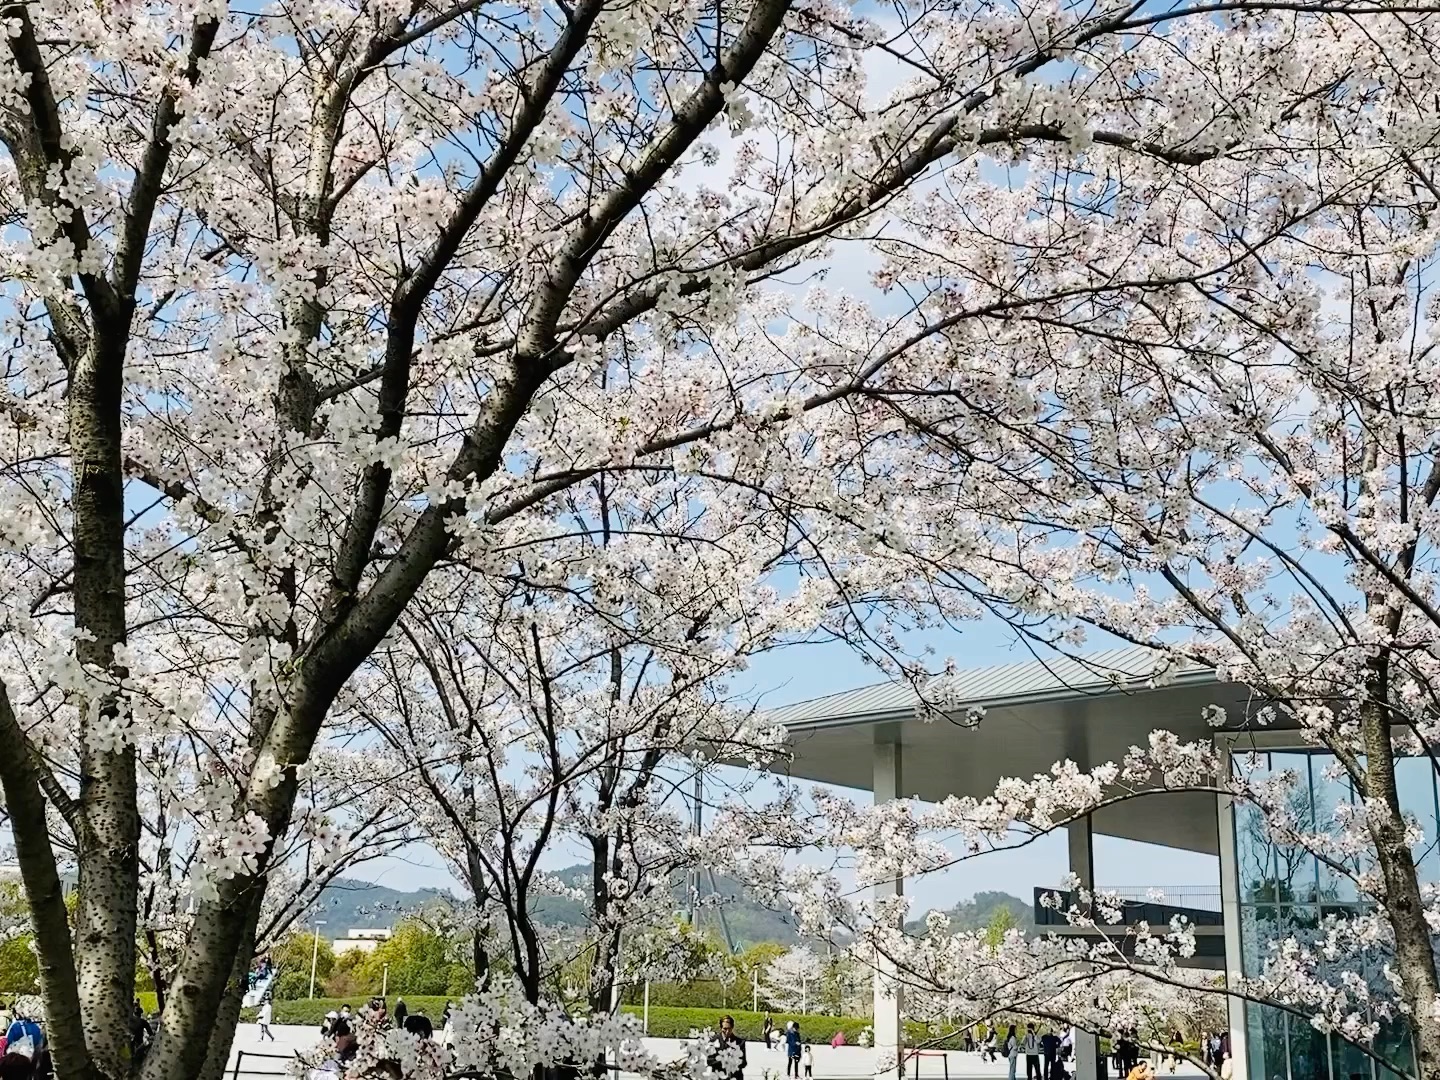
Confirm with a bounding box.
[0,0,1430,1079]
[341,554,793,1014]
[760,946,823,1014]
[768,5,1440,1060]
[132,744,417,1011]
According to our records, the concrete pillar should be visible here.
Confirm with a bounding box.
[1215,740,1248,1078]
[873,740,904,1080]
[1068,816,1099,1080]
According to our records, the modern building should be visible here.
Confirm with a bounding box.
[762,646,1427,1080]
[332,927,393,955]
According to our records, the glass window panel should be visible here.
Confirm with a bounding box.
[1246,1004,1266,1080]
[1312,755,1361,904]
[1373,1018,1414,1080]
[1237,798,1279,903]
[1287,1014,1329,1080]
[1266,753,1318,905]
[1240,905,1281,978]
[1394,755,1440,887]
[1255,1004,1290,1080]
[1234,753,1280,904]
[1331,1031,1373,1080]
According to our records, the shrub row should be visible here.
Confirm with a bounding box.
[623,1006,979,1050]
[137,992,1069,1054]
[245,996,454,1026]
[623,1006,872,1044]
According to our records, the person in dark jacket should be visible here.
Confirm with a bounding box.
[130,1001,152,1061]
[1040,1029,1060,1080]
[785,1022,802,1078]
[711,1015,747,1080]
[394,999,408,1027]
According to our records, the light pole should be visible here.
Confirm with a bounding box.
[309,921,327,999]
[382,962,389,999]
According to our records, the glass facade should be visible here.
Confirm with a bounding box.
[1229,749,1439,1080]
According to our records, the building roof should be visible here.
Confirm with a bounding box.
[765,644,1215,730]
[755,644,1235,855]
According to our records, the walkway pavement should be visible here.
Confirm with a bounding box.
[226,1026,1208,1080]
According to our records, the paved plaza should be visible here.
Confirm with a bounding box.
[227,1026,1207,1080]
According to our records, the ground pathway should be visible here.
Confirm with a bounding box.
[228,1026,1207,1080]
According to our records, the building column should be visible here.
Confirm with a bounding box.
[1068,815,1099,1080]
[873,740,904,1080]
[1215,739,1248,1078]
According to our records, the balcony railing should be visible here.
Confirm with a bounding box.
[1032,886,1223,928]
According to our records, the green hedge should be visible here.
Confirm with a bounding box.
[139,995,454,1026]
[235,996,454,1026]
[622,1006,976,1050]
[623,1006,869,1044]
[134,993,975,1050]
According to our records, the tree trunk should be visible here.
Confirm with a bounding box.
[464,846,492,991]
[587,836,615,1018]
[140,769,295,1080]
[194,906,262,1080]
[1359,696,1440,1080]
[0,684,99,1080]
[70,331,140,1080]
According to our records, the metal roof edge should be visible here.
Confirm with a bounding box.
[776,665,1221,733]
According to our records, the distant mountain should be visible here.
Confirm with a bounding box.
[309,872,1031,948]
[533,864,806,947]
[308,866,805,946]
[905,890,1032,935]
[308,878,460,936]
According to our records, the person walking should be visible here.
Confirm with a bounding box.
[1117,1030,1138,1075]
[257,997,275,1042]
[711,1015,747,1080]
[394,998,408,1027]
[1023,1023,1041,1080]
[1005,1024,1019,1080]
[1165,1030,1182,1074]
[785,1022,802,1078]
[130,1002,153,1063]
[763,1014,773,1050]
[1040,1028,1060,1080]
[802,1044,813,1079]
[983,1029,997,1063]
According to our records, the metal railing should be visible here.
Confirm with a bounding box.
[231,1050,298,1080]
[1033,888,1224,929]
[1097,886,1222,909]
[1035,885,1222,909]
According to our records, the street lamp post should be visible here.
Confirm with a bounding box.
[382,962,389,999]
[309,921,327,999]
